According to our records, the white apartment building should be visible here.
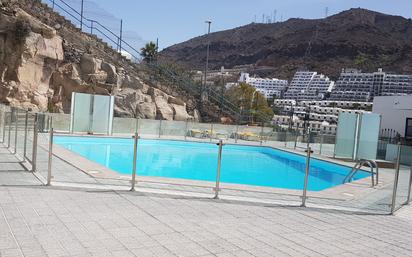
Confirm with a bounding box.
[239,73,288,98]
[273,115,337,135]
[299,100,373,109]
[283,71,334,101]
[272,100,372,134]
[382,74,412,96]
[329,68,412,102]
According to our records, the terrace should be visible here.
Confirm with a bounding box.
[0,96,411,257]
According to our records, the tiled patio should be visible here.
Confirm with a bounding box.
[1,145,412,257]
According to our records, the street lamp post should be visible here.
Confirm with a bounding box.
[202,20,212,101]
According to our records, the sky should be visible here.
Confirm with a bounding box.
[50,0,412,50]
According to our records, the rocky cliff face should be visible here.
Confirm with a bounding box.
[0,1,195,121]
[160,8,412,80]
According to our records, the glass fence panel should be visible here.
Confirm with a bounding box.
[15,110,27,160]
[9,109,17,153]
[219,143,304,204]
[50,131,131,185]
[160,120,187,138]
[320,134,336,157]
[3,112,11,148]
[133,138,218,193]
[0,105,5,144]
[295,131,309,150]
[112,117,137,135]
[138,119,160,138]
[186,122,213,142]
[335,113,358,159]
[394,145,412,208]
[264,130,287,149]
[310,133,322,154]
[285,131,297,149]
[357,113,381,160]
[49,113,71,133]
[236,125,262,144]
[305,153,396,214]
[210,123,237,142]
[24,113,36,164]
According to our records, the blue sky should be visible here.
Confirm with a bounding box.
[50,0,412,50]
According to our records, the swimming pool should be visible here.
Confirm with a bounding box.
[54,136,369,191]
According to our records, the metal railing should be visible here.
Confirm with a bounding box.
[39,0,270,123]
[43,0,141,62]
[147,61,273,123]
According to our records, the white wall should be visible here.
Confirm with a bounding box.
[373,96,412,137]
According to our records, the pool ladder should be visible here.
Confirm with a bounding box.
[343,159,379,187]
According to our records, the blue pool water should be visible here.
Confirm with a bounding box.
[54,136,369,191]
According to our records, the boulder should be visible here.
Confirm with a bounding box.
[154,95,174,120]
[136,102,156,119]
[168,96,185,106]
[114,88,157,119]
[171,104,190,121]
[16,9,56,39]
[85,72,107,84]
[24,32,64,60]
[101,62,117,84]
[80,54,102,75]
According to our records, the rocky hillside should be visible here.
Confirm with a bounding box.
[0,0,211,121]
[160,8,412,80]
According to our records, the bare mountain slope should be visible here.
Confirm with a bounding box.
[160,8,412,79]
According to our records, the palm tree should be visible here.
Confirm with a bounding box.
[140,41,158,62]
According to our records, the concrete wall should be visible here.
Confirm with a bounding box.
[373,96,412,137]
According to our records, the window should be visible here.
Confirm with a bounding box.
[406,118,412,140]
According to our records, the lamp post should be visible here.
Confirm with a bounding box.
[202,20,212,101]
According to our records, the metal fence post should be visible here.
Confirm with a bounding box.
[319,133,324,155]
[135,118,139,135]
[0,107,3,144]
[158,120,162,138]
[406,162,412,204]
[294,130,298,150]
[7,110,12,148]
[31,114,38,172]
[213,139,224,199]
[210,123,214,142]
[184,118,188,141]
[390,143,402,214]
[234,124,239,143]
[260,123,264,146]
[23,111,28,159]
[46,125,54,186]
[80,0,84,30]
[301,147,312,207]
[13,109,18,154]
[2,111,6,144]
[130,133,139,191]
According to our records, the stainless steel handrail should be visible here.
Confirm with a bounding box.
[343,159,379,187]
